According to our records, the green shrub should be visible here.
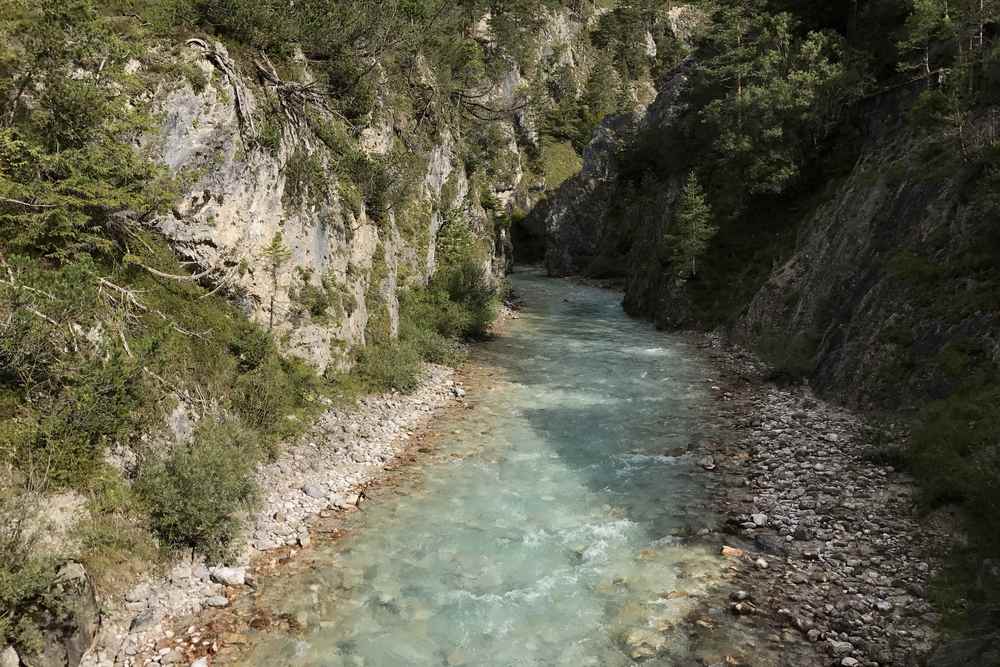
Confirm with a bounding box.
[28,354,147,487]
[398,290,466,365]
[291,276,331,321]
[256,114,283,154]
[354,340,422,393]
[910,386,1000,539]
[0,485,60,654]
[227,321,274,373]
[539,140,583,190]
[757,330,819,384]
[138,420,258,561]
[232,346,321,451]
[283,148,331,210]
[432,260,497,339]
[74,472,162,595]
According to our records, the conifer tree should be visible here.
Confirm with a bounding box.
[262,231,292,329]
[665,172,716,281]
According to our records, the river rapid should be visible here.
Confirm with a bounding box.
[240,269,735,666]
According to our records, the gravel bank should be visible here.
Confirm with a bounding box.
[81,364,462,667]
[688,334,950,666]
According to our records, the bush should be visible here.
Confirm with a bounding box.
[433,260,497,339]
[354,340,422,393]
[137,420,258,561]
[227,322,274,373]
[0,484,60,654]
[910,386,1000,537]
[233,354,315,451]
[29,354,147,487]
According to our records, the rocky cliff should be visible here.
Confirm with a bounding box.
[147,42,516,374]
[534,67,999,414]
[531,16,1000,650]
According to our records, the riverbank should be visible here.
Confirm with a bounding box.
[90,270,953,667]
[559,274,951,665]
[79,300,519,666]
[681,333,950,666]
[81,363,465,667]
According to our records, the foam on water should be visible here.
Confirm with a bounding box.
[242,269,723,666]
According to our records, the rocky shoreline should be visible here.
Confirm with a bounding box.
[81,364,466,667]
[80,282,953,667]
[686,333,950,666]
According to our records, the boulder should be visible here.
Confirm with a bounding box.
[1,646,20,667]
[209,566,246,587]
[302,484,325,499]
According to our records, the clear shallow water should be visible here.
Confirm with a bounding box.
[242,269,724,666]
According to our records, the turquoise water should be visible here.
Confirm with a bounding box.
[242,269,725,666]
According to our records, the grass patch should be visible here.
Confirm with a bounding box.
[540,140,583,190]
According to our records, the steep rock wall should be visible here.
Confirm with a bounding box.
[144,42,535,374]
[535,69,999,412]
[736,110,1000,409]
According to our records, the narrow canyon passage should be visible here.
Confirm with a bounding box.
[241,269,730,666]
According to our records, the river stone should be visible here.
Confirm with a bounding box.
[209,566,246,587]
[624,628,665,659]
[191,658,209,667]
[161,648,185,664]
[204,596,229,608]
[302,483,326,498]
[754,533,788,555]
[129,608,160,632]
[829,640,853,656]
[751,513,767,527]
[125,582,151,603]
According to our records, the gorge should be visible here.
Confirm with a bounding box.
[1,1,998,666]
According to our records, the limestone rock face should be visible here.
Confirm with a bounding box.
[147,42,523,375]
[733,106,1000,407]
[535,34,997,413]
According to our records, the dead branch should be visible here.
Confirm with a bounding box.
[134,262,215,282]
[187,38,258,142]
[198,266,238,300]
[0,196,57,209]
[97,278,148,312]
[23,306,58,326]
[118,328,134,358]
[142,366,210,409]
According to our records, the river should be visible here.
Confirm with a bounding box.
[240,269,731,666]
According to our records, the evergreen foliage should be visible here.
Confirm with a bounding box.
[664,172,715,281]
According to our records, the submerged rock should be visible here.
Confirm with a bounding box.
[623,627,665,659]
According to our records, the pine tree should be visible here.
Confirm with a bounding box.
[665,172,716,281]
[262,232,291,329]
